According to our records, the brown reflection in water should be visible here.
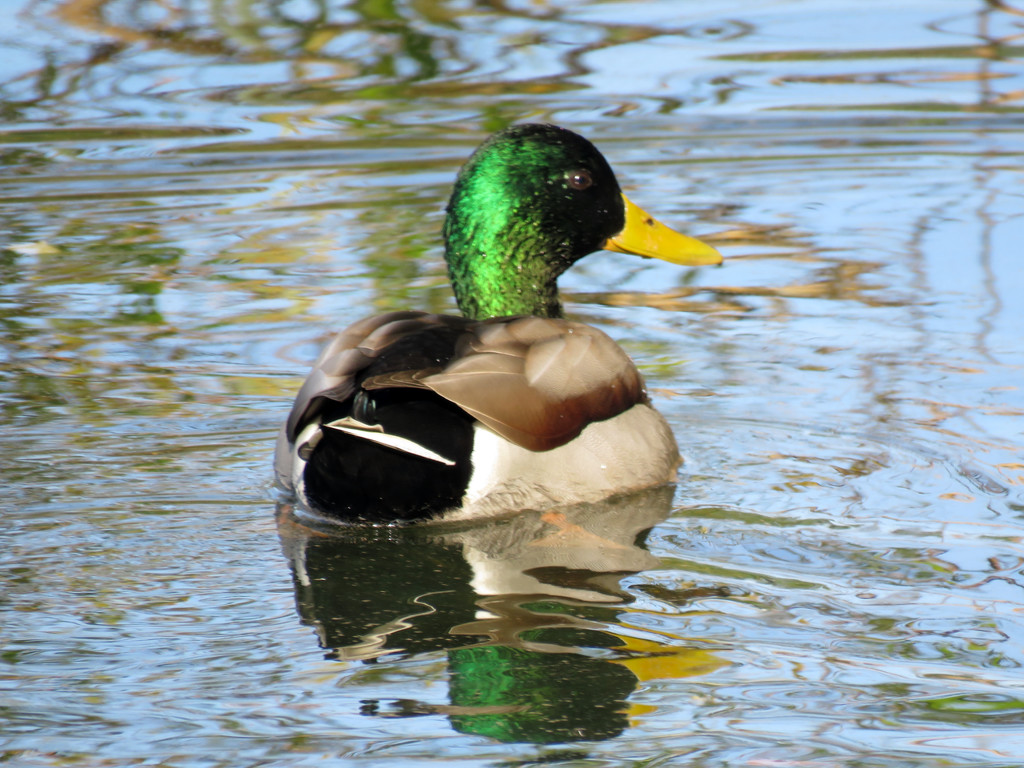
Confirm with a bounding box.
[1,0,1016,123]
[721,0,1024,112]
[37,0,748,111]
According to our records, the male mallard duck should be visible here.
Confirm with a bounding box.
[274,124,722,523]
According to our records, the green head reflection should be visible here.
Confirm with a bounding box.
[447,642,636,743]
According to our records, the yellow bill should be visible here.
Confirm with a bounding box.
[605,194,722,266]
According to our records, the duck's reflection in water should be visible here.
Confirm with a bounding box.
[277,486,726,743]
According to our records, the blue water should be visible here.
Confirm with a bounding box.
[2,1,1024,765]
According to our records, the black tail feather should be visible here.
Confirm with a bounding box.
[303,390,475,523]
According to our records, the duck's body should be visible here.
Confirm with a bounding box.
[274,311,679,522]
[275,124,721,523]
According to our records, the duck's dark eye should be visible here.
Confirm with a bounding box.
[566,170,593,191]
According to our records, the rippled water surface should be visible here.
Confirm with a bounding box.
[3,1,1024,766]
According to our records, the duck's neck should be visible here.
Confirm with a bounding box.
[442,205,572,322]
[443,231,568,320]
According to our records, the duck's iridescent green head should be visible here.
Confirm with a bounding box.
[443,124,722,320]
